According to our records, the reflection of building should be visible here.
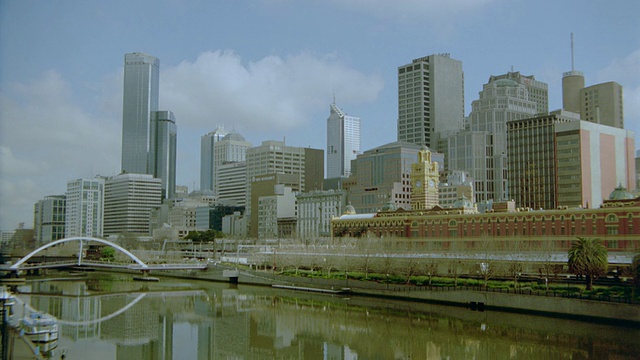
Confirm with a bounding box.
[34,195,66,244]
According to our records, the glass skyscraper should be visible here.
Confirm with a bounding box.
[150,110,177,199]
[121,52,160,174]
[326,102,360,179]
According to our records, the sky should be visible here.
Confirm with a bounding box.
[0,0,639,231]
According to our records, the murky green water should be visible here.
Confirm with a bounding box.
[8,272,640,359]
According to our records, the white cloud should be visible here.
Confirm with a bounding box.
[0,70,120,230]
[160,50,384,132]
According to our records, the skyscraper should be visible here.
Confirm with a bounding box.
[121,53,159,174]
[580,82,624,129]
[65,178,104,238]
[103,173,162,236]
[34,195,66,244]
[149,110,177,199]
[326,102,360,179]
[446,73,541,203]
[397,53,464,149]
[200,126,229,193]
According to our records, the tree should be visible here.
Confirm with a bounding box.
[633,253,640,288]
[101,247,116,262]
[568,237,608,290]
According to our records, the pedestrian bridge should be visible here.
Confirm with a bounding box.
[0,236,208,272]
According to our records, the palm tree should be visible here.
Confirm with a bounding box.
[568,237,608,290]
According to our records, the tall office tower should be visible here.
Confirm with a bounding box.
[446,74,539,203]
[327,102,360,179]
[245,140,324,237]
[65,178,105,238]
[200,126,229,193]
[149,110,177,199]
[34,195,66,244]
[215,130,251,195]
[397,53,464,149]
[121,53,159,174]
[103,173,162,236]
[580,82,624,129]
[506,110,577,210]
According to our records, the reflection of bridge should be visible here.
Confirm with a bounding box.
[13,289,207,326]
[0,237,208,272]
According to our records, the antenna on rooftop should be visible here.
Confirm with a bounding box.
[571,32,575,71]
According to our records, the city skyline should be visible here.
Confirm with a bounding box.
[1,1,639,230]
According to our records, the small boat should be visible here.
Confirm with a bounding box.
[20,311,59,343]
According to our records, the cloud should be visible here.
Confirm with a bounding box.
[160,50,384,132]
[0,70,120,230]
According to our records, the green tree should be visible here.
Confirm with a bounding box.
[633,253,640,288]
[101,246,116,262]
[568,237,608,290]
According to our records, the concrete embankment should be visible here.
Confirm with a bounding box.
[152,266,640,325]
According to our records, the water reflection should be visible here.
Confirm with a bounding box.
[12,273,640,359]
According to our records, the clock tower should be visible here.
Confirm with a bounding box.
[411,146,439,210]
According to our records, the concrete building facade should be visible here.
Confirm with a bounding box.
[296,189,348,240]
[103,173,162,236]
[65,178,104,238]
[397,53,464,150]
[34,195,66,244]
[200,126,229,193]
[580,81,624,129]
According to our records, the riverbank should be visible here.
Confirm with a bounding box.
[120,265,640,326]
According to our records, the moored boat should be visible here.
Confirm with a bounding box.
[20,311,59,343]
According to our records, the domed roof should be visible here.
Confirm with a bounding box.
[609,185,634,200]
[381,201,397,212]
[493,78,518,87]
[343,204,356,215]
[222,130,246,142]
[453,195,474,208]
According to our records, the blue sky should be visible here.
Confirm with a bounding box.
[1,0,639,231]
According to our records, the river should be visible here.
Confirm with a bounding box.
[6,271,639,359]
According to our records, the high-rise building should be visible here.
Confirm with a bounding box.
[327,102,360,179]
[562,70,585,114]
[446,73,540,203]
[217,161,247,207]
[200,126,229,193]
[65,178,104,238]
[34,195,66,244]
[103,173,162,236]
[506,110,576,210]
[121,53,159,175]
[489,71,548,115]
[149,110,177,199]
[580,82,624,129]
[554,120,635,208]
[397,53,464,149]
[245,140,324,237]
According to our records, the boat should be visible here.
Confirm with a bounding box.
[20,311,59,343]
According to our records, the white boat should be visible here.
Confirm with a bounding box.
[20,311,59,343]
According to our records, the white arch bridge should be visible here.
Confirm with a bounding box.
[0,236,208,272]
